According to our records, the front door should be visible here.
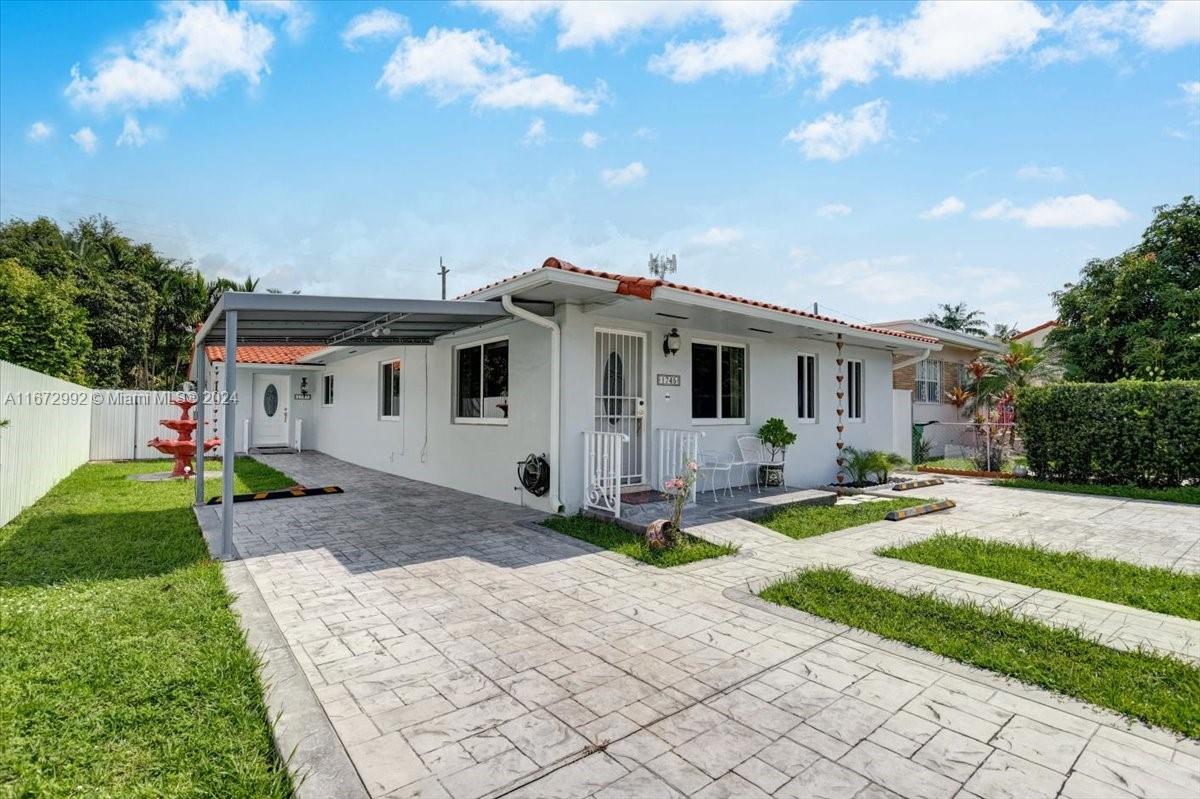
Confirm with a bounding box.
[594,329,647,486]
[252,374,289,447]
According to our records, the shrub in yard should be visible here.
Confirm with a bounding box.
[1016,381,1200,487]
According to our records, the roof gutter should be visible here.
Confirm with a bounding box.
[501,294,561,512]
[892,348,934,372]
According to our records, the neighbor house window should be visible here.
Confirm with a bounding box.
[322,374,335,406]
[915,359,943,403]
[692,341,746,422]
[846,359,864,421]
[380,360,402,420]
[797,353,817,422]
[455,338,508,423]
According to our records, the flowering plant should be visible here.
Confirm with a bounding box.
[662,458,699,544]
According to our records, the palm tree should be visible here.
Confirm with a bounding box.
[965,341,1060,420]
[992,322,1020,342]
[921,302,989,336]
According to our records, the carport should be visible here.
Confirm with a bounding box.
[191,291,554,559]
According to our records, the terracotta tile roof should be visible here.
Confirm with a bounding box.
[460,257,939,345]
[1013,320,1057,339]
[204,344,325,365]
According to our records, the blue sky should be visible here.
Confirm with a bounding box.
[2,1,1198,330]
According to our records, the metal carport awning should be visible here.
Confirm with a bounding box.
[191,291,553,559]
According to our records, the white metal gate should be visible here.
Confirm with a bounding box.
[594,329,646,486]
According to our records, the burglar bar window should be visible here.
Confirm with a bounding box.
[797,353,817,421]
[846,359,864,420]
[322,374,334,406]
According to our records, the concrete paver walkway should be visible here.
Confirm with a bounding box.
[213,454,1199,799]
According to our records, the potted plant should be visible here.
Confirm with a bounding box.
[757,417,796,487]
[647,458,698,550]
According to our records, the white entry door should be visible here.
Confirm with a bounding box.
[594,329,647,486]
[252,374,290,447]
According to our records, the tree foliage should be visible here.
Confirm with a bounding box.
[0,215,267,389]
[920,302,989,336]
[1051,196,1200,381]
[0,259,91,383]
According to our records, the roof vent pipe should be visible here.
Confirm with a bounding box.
[501,294,561,512]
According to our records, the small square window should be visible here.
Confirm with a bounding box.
[455,339,509,423]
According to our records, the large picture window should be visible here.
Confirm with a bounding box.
[380,360,401,420]
[797,353,817,421]
[915,359,942,403]
[455,338,508,423]
[846,359,864,421]
[692,341,746,422]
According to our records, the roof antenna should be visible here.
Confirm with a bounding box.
[648,253,677,280]
[438,257,450,300]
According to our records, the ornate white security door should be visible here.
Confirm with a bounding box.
[594,329,647,486]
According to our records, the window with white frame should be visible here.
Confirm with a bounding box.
[846,359,864,420]
[322,374,335,406]
[692,341,746,421]
[797,353,817,421]
[380,360,402,419]
[915,359,943,403]
[454,338,508,423]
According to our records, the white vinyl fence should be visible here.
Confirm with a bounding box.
[0,361,92,527]
[0,360,221,527]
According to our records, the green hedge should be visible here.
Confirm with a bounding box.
[1015,381,1200,487]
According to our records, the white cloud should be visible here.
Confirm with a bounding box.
[1137,0,1200,50]
[377,27,604,114]
[692,227,743,246]
[974,194,1131,228]
[116,114,161,147]
[785,99,888,161]
[817,203,852,218]
[601,161,647,188]
[1016,164,1065,181]
[920,196,965,219]
[26,121,53,142]
[341,8,409,50]
[580,130,602,148]
[65,2,274,112]
[812,255,932,305]
[243,0,313,42]
[791,0,1051,96]
[1181,81,1200,125]
[71,126,98,154]
[522,117,547,145]
[471,0,796,81]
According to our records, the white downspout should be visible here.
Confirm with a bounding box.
[892,348,933,372]
[501,294,561,512]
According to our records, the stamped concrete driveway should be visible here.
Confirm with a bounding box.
[221,453,1199,799]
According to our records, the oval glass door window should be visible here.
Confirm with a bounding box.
[603,351,623,424]
[263,384,279,417]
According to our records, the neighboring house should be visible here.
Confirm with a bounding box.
[873,320,1003,425]
[194,258,939,522]
[1013,320,1057,348]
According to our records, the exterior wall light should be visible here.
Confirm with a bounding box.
[663,328,681,357]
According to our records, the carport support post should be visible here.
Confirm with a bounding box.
[221,311,237,560]
[194,346,206,506]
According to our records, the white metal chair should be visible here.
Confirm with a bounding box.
[736,435,787,492]
[697,450,733,501]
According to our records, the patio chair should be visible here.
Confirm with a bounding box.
[697,450,734,502]
[736,435,787,493]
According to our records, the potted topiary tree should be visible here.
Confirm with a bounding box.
[757,417,796,487]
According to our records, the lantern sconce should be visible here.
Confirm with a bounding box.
[663,328,681,357]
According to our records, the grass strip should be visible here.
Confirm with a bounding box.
[0,458,295,798]
[543,514,738,568]
[996,478,1200,505]
[759,568,1200,738]
[759,497,934,540]
[879,533,1200,621]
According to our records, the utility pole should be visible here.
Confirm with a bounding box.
[438,257,450,300]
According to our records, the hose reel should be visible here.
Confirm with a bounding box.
[516,453,550,497]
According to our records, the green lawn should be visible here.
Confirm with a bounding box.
[919,455,1026,473]
[0,458,295,798]
[759,569,1200,738]
[759,497,935,540]
[543,514,738,567]
[996,478,1200,505]
[879,534,1200,621]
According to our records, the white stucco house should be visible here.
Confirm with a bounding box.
[192,258,939,554]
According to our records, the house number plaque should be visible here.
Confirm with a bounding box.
[656,374,681,387]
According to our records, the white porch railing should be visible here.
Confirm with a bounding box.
[657,428,703,504]
[583,431,628,518]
